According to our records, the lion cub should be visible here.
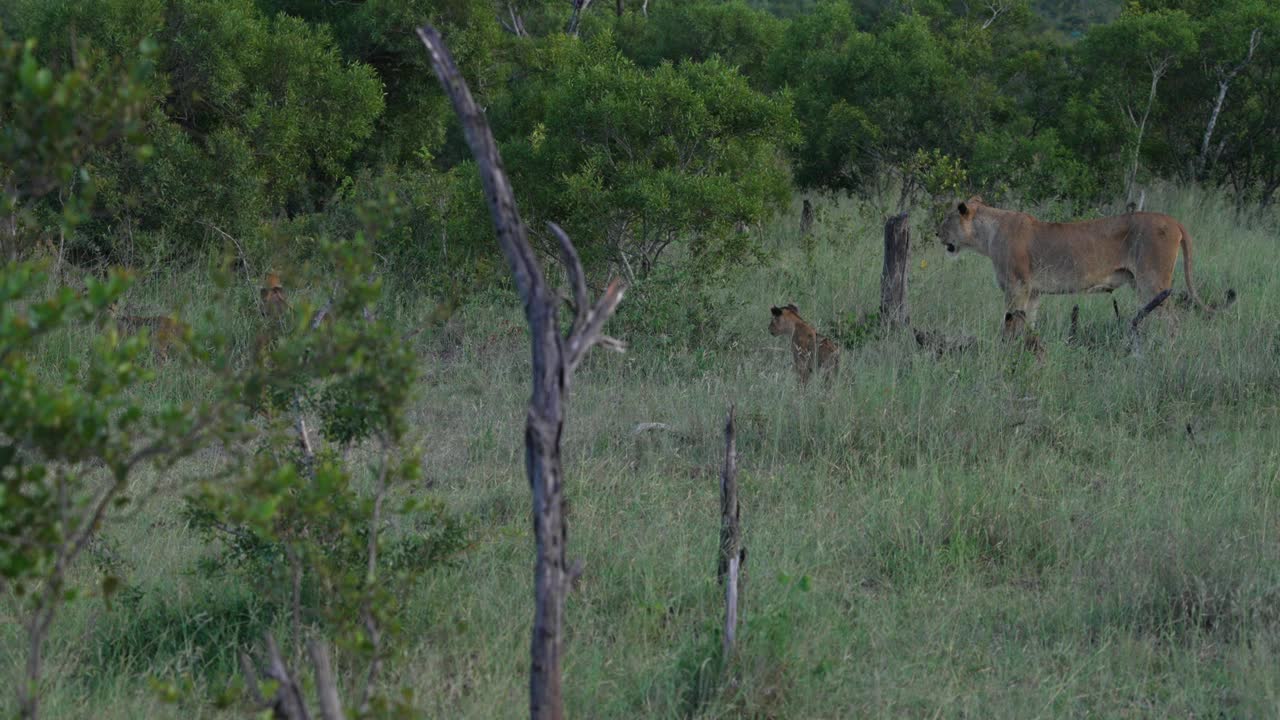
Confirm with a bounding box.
[106,304,187,361]
[768,304,840,384]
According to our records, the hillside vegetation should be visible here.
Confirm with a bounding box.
[6,184,1280,717]
[4,0,1280,717]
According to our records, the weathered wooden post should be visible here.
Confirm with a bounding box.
[881,212,910,328]
[718,406,742,658]
[799,198,814,236]
[417,26,625,720]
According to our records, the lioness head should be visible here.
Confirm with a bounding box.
[938,195,984,257]
[769,304,801,336]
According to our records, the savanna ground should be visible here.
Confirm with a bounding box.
[5,184,1280,718]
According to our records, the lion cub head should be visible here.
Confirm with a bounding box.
[260,271,289,321]
[768,304,803,336]
[938,195,984,257]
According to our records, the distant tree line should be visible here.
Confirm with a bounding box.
[3,0,1278,291]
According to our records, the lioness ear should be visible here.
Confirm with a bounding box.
[958,201,969,216]
[771,306,781,316]
[967,194,984,205]
[785,303,799,313]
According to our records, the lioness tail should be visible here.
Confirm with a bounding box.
[1178,224,1234,314]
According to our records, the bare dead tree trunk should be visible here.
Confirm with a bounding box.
[1194,28,1261,180]
[718,406,742,658]
[417,26,625,720]
[641,0,648,16]
[880,213,910,328]
[265,634,311,720]
[1124,55,1173,202]
[799,198,814,236]
[502,3,530,37]
[240,635,345,720]
[308,641,346,720]
[567,0,594,36]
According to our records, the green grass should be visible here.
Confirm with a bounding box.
[5,183,1280,718]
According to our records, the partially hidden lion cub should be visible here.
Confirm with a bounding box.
[106,304,187,361]
[769,304,840,384]
[260,271,290,324]
[938,196,1234,337]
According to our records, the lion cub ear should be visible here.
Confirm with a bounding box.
[967,194,984,205]
[784,303,799,313]
[770,306,782,316]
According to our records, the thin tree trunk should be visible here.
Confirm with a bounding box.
[800,198,814,236]
[1194,28,1261,180]
[417,27,624,720]
[1125,56,1171,202]
[567,0,594,36]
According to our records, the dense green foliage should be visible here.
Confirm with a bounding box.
[6,0,1280,286]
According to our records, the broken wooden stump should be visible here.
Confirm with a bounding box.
[880,213,910,329]
[718,406,743,659]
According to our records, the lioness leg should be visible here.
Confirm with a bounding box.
[1024,293,1041,326]
[1002,283,1033,339]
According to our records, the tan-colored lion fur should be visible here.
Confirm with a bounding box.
[256,271,292,358]
[259,271,289,322]
[107,305,186,361]
[938,196,1223,334]
[768,304,840,384]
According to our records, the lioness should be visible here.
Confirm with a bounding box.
[768,304,840,384]
[938,196,1229,335]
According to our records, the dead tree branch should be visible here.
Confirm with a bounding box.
[1128,289,1171,356]
[980,1,1013,30]
[1131,289,1172,333]
[416,25,626,720]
